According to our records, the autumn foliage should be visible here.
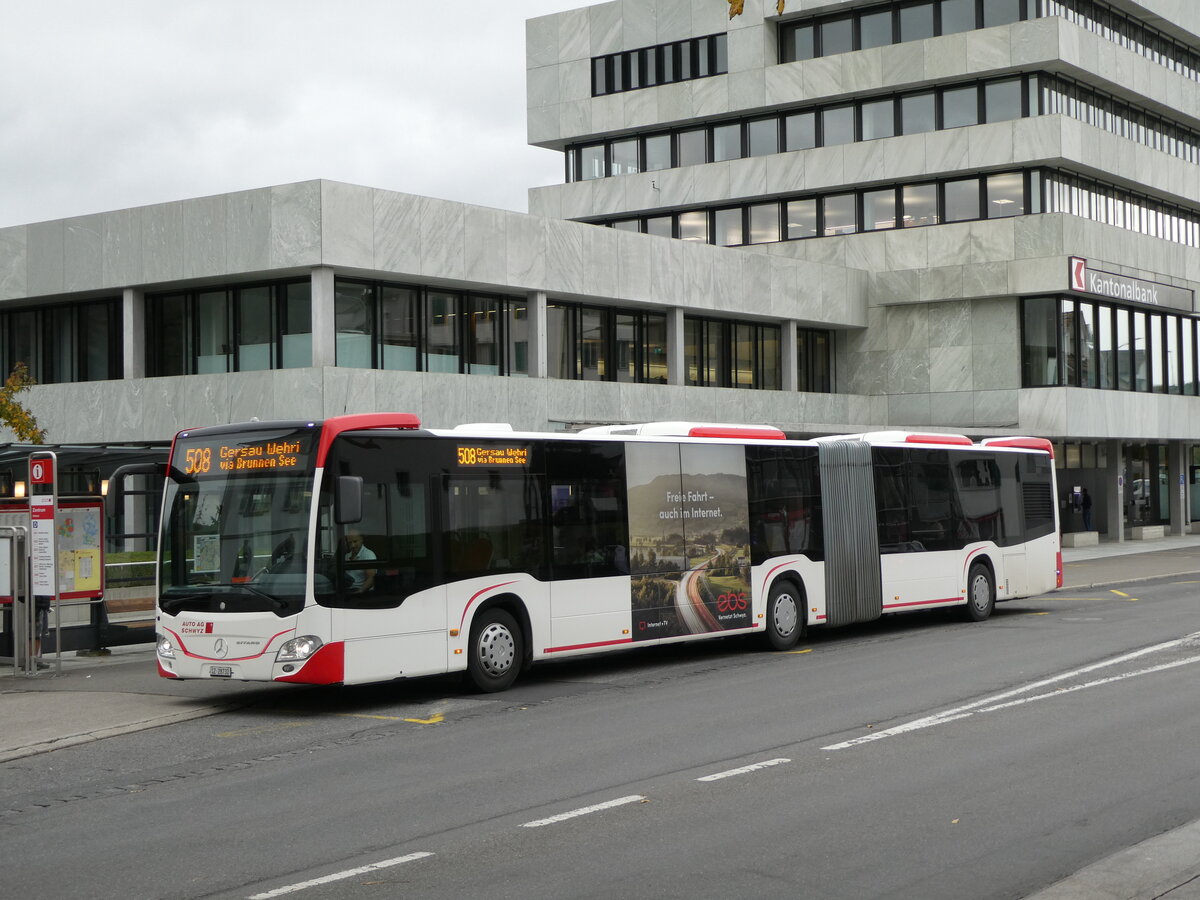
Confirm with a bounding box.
[0,363,46,444]
[728,0,786,17]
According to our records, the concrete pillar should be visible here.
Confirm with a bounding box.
[527,291,548,378]
[1167,440,1187,535]
[1104,439,1124,541]
[666,308,686,386]
[122,288,144,379]
[781,321,799,392]
[310,266,336,368]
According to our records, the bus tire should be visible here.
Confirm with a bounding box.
[963,562,995,622]
[467,608,523,692]
[765,580,804,651]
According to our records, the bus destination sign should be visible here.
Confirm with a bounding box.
[456,445,530,468]
[174,430,314,479]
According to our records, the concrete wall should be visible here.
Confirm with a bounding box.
[13,367,887,444]
[0,180,868,331]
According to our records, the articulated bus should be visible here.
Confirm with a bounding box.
[150,415,1061,691]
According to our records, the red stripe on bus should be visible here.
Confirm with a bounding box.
[688,425,785,440]
[458,581,519,629]
[274,641,345,684]
[763,559,800,583]
[882,597,961,610]
[165,627,294,662]
[962,547,987,584]
[544,638,635,653]
[157,660,180,679]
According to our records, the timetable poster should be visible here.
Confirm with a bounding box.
[625,442,753,641]
[56,506,103,595]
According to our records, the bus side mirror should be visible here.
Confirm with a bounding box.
[335,475,363,524]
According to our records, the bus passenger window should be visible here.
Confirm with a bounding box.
[547,442,629,579]
[445,469,545,579]
[747,446,823,564]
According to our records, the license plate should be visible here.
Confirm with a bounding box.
[209,665,233,678]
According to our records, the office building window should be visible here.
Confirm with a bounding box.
[797,328,832,393]
[330,279,528,377]
[777,0,1199,82]
[593,34,727,96]
[0,298,121,385]
[599,168,1200,250]
[147,281,308,377]
[780,0,1031,63]
[567,71,1200,183]
[685,317,783,390]
[567,70,1200,184]
[548,303,667,384]
[1023,296,1200,395]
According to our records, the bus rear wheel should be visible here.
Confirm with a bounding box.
[962,563,995,622]
[467,608,523,692]
[765,580,804,651]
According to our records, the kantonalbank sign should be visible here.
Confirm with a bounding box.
[1069,257,1195,311]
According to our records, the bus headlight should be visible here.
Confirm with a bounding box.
[276,635,323,663]
[157,634,176,659]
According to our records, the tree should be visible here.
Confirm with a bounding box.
[728,0,785,18]
[0,363,46,444]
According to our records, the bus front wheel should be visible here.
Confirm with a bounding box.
[467,608,523,692]
[963,563,995,622]
[765,580,804,651]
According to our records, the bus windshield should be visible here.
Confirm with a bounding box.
[160,426,318,617]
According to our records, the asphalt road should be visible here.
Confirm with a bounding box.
[2,575,1199,900]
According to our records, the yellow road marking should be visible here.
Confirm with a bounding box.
[1110,589,1130,597]
[335,712,445,724]
[785,649,813,655]
[1025,612,1050,616]
[217,722,310,738]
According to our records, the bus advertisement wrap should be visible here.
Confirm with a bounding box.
[626,442,752,640]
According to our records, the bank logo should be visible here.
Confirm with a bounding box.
[1070,257,1087,292]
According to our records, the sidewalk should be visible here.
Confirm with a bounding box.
[3,535,1200,897]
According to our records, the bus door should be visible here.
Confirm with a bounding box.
[955,453,1024,597]
[321,445,447,682]
[546,442,631,649]
[443,446,550,653]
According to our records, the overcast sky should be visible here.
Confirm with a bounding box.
[0,0,597,229]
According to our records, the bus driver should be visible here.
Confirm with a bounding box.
[344,530,377,593]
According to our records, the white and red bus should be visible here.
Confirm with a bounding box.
[149,415,1060,691]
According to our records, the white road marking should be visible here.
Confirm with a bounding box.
[823,632,1200,751]
[522,795,645,828]
[248,852,433,899]
[697,758,791,782]
[978,655,1200,713]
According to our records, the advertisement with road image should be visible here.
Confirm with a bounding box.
[626,442,753,641]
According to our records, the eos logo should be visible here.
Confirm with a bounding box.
[716,592,748,613]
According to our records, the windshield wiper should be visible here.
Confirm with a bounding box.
[238,583,292,611]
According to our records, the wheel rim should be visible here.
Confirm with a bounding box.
[477,622,516,677]
[971,574,991,611]
[772,593,799,638]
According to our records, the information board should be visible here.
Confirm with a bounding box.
[30,500,56,597]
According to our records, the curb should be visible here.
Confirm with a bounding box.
[1024,818,1200,899]
[1062,569,1200,591]
[0,703,236,764]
